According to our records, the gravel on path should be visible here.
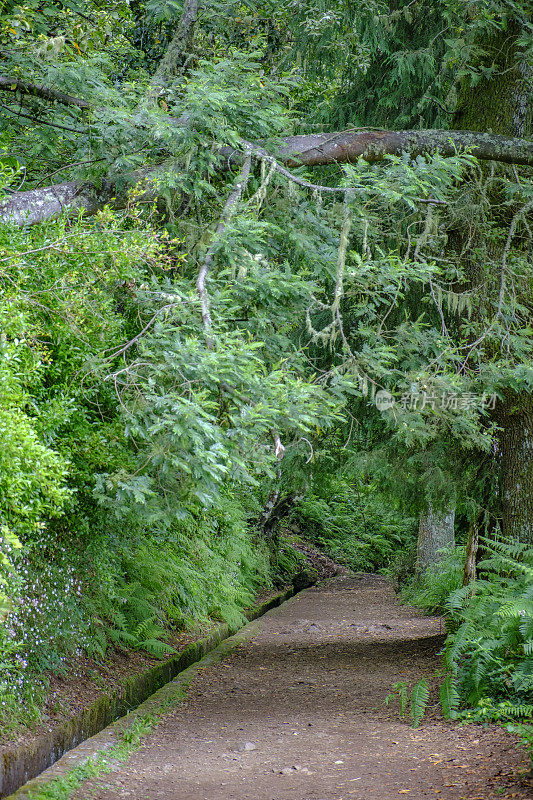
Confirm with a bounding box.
[73,575,531,800]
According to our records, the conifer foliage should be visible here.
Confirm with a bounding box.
[0,0,531,748]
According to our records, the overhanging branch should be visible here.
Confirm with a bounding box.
[196,153,252,345]
[276,128,533,168]
[1,129,532,226]
[0,75,91,109]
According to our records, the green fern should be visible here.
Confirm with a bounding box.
[411,679,430,728]
[504,723,533,762]
[108,629,138,646]
[436,537,533,766]
[385,681,409,718]
[500,704,533,719]
[385,679,429,727]
[439,676,459,720]
[141,638,175,658]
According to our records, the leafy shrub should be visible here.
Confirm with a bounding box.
[272,535,308,584]
[398,538,533,764]
[291,477,416,573]
[444,539,532,706]
[402,546,465,613]
[440,539,533,765]
[0,210,287,732]
[0,499,274,731]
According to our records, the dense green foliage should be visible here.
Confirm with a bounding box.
[0,209,286,727]
[403,537,533,759]
[446,539,533,760]
[0,0,531,755]
[290,475,416,572]
[445,539,533,716]
[402,546,465,612]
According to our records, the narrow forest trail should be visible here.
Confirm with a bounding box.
[71,576,530,800]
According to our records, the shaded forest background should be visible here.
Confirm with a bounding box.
[0,0,532,759]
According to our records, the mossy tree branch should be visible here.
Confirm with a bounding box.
[1,129,532,226]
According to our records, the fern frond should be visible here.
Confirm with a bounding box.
[411,678,429,728]
[439,676,459,720]
[141,638,175,658]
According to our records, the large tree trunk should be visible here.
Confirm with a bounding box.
[452,23,531,138]
[152,0,198,87]
[453,24,533,545]
[495,396,533,544]
[416,505,455,572]
[463,522,479,585]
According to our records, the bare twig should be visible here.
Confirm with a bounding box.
[271,431,286,461]
[297,436,314,464]
[377,284,402,335]
[0,231,95,262]
[33,158,105,187]
[413,203,433,262]
[428,275,449,337]
[196,153,252,345]
[103,303,182,362]
[250,146,450,204]
[0,100,85,133]
[458,199,533,373]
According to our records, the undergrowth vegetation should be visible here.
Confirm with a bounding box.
[405,538,533,764]
[0,0,532,773]
[402,546,465,612]
[0,212,276,733]
[290,476,416,573]
[444,539,533,761]
[0,504,272,733]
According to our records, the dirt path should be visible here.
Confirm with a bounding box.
[73,576,531,800]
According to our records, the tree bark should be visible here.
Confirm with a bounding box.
[273,128,533,169]
[2,129,532,226]
[0,176,157,226]
[495,396,533,545]
[452,23,533,546]
[196,154,252,345]
[416,505,455,572]
[152,0,198,88]
[463,522,479,585]
[0,75,91,108]
[452,23,532,139]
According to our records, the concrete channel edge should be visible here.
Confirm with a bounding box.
[0,585,301,799]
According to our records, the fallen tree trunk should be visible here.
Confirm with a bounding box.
[1,129,532,226]
[0,179,125,226]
